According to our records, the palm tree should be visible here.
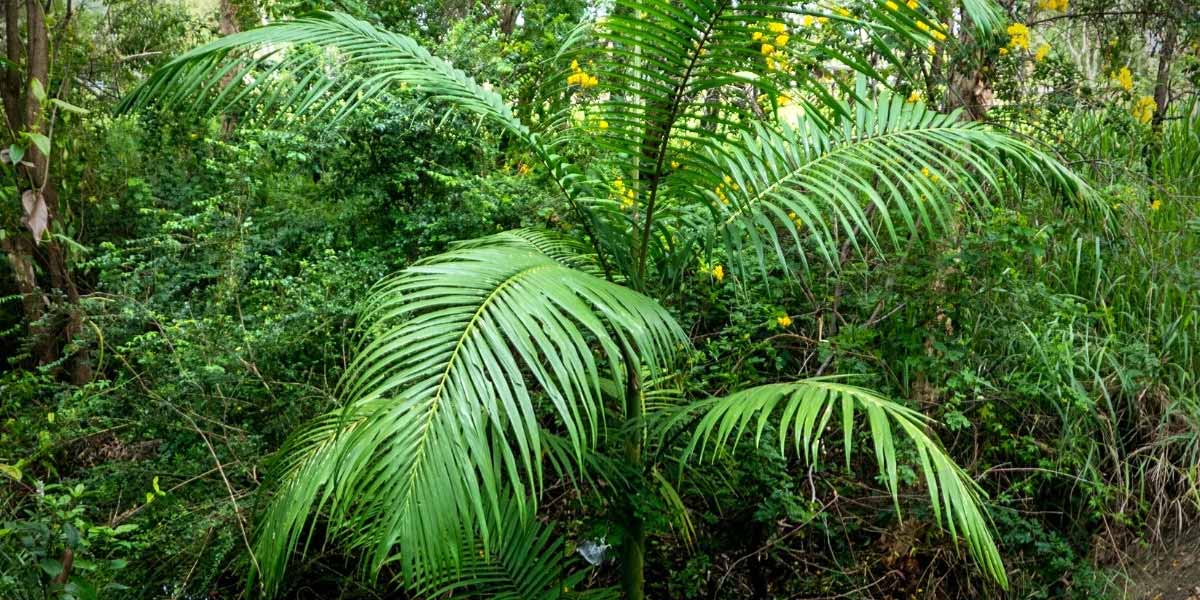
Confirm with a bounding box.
[121,2,1094,597]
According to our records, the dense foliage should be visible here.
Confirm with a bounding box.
[1,0,1197,599]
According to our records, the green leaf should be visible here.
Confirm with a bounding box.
[38,558,63,577]
[29,78,46,102]
[254,241,686,595]
[656,377,1008,589]
[7,144,24,165]
[23,132,50,156]
[0,463,21,482]
[50,98,88,115]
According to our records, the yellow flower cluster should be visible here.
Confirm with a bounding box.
[1037,0,1068,11]
[757,24,792,72]
[567,59,598,89]
[777,93,792,107]
[1150,199,1163,211]
[834,5,851,17]
[907,89,921,103]
[613,178,636,208]
[885,0,898,10]
[920,166,940,183]
[714,175,738,205]
[786,210,803,227]
[709,264,725,282]
[1131,95,1156,124]
[776,314,793,327]
[1113,66,1133,91]
[1034,43,1050,62]
[1006,22,1030,50]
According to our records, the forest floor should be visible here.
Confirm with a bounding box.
[1123,530,1200,600]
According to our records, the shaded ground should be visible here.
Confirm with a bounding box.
[1123,532,1200,600]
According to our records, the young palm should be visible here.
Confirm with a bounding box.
[122,1,1093,597]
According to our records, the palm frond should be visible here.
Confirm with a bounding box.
[679,92,1094,280]
[253,244,686,594]
[654,377,1008,589]
[117,11,593,220]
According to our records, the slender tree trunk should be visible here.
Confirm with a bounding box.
[2,0,89,382]
[620,351,646,600]
[1145,12,1178,174]
[3,0,20,130]
[1151,16,1177,134]
[218,0,241,134]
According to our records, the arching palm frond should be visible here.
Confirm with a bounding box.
[561,0,963,280]
[117,11,591,214]
[654,377,1007,588]
[254,245,686,595]
[676,93,1094,280]
[451,228,606,277]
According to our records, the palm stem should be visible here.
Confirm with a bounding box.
[620,346,646,600]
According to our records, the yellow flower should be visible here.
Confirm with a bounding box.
[1131,95,1157,124]
[885,0,899,10]
[598,119,609,130]
[1006,22,1030,50]
[711,264,725,282]
[928,43,937,54]
[777,93,792,106]
[931,29,946,41]
[777,315,793,327]
[753,31,763,41]
[907,90,921,103]
[768,21,787,33]
[517,163,531,175]
[817,16,829,24]
[671,160,680,169]
[1114,66,1133,91]
[998,46,1008,55]
[1037,0,1068,10]
[1150,199,1163,211]
[1034,43,1050,62]
[906,0,918,8]
[802,15,814,27]
[921,166,931,177]
[916,20,930,31]
[776,33,790,46]
[835,6,851,17]
[760,43,775,55]
[570,59,580,70]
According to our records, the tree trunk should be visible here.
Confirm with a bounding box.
[620,355,646,600]
[218,0,242,134]
[1151,16,1177,133]
[1,0,89,382]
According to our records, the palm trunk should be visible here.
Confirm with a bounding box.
[620,351,646,600]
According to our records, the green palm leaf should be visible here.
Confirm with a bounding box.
[681,92,1095,280]
[655,377,1007,588]
[117,11,594,224]
[254,244,686,595]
